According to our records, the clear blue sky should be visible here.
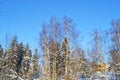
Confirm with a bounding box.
[0,0,120,50]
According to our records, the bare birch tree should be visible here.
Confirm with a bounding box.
[39,16,81,80]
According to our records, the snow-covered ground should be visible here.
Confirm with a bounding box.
[79,72,119,80]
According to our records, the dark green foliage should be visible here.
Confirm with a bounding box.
[23,44,32,75]
[0,45,3,57]
[33,49,40,79]
[0,45,3,73]
[16,43,24,74]
[79,52,90,77]
[33,49,39,71]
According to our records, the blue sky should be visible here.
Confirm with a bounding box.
[0,0,120,50]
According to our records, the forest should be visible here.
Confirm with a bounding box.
[0,16,120,80]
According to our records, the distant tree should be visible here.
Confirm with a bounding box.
[68,48,90,80]
[79,51,90,78]
[109,19,120,79]
[0,45,3,57]
[92,30,104,63]
[0,45,4,79]
[89,30,105,75]
[33,49,41,79]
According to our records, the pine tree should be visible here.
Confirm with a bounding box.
[23,44,32,79]
[49,41,60,80]
[9,36,18,71]
[79,51,90,78]
[56,41,65,79]
[0,45,4,79]
[0,45,3,58]
[16,43,24,75]
[5,36,18,79]
[62,38,71,80]
[0,36,20,80]
[33,49,40,79]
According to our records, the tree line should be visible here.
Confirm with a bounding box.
[0,16,120,80]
